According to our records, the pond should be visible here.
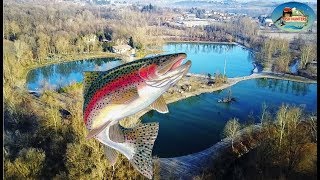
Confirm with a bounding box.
[142,79,317,158]
[163,42,256,77]
[26,58,121,91]
[25,43,317,158]
[26,43,255,91]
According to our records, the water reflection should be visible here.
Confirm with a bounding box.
[26,58,121,91]
[166,43,237,54]
[164,43,254,77]
[255,78,311,96]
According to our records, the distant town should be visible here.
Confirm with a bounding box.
[62,0,317,39]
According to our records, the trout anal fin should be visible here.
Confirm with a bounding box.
[109,123,125,143]
[150,95,169,113]
[103,145,118,166]
[125,122,159,179]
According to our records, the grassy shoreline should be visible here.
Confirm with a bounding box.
[26,52,121,72]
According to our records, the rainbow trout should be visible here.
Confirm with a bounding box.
[83,53,191,179]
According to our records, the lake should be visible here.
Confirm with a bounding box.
[25,43,317,158]
[163,42,256,77]
[142,79,317,158]
[26,58,121,91]
[26,43,255,91]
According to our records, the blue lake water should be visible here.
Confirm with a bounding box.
[26,58,121,91]
[26,43,254,91]
[25,43,317,158]
[163,42,255,77]
[142,79,317,158]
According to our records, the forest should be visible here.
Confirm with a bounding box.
[218,104,317,179]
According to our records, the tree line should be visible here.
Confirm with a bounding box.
[216,104,317,179]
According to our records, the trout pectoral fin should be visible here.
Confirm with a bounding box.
[112,87,139,104]
[103,145,118,166]
[86,121,111,139]
[150,95,169,113]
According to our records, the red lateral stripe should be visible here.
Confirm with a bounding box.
[84,64,158,124]
[84,72,141,124]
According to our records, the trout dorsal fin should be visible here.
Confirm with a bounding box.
[83,71,102,95]
[103,145,118,166]
[150,95,169,113]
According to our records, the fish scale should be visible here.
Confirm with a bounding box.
[84,60,150,106]
[84,69,141,109]
[84,55,177,107]
[84,72,143,126]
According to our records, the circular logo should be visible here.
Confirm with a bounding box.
[271,1,316,32]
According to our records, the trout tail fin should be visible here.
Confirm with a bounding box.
[124,122,159,179]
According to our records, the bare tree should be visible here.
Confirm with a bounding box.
[276,104,289,147]
[36,32,50,61]
[223,118,241,150]
[10,21,21,38]
[286,106,302,131]
[300,44,317,69]
[14,40,33,64]
[54,36,70,54]
[309,115,317,142]
[260,102,268,126]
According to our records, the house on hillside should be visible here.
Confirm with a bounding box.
[112,44,132,54]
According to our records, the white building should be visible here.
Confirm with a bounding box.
[112,44,132,54]
[264,18,273,26]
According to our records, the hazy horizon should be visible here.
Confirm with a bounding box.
[125,0,317,3]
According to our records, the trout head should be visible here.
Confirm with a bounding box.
[138,53,191,89]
